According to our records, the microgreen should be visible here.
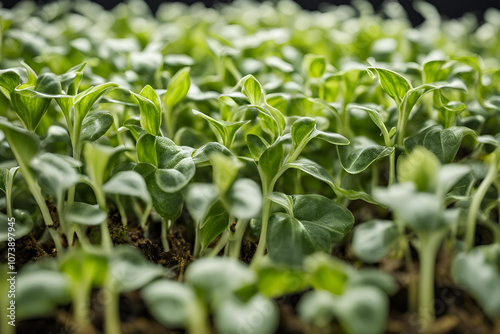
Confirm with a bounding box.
[1,1,500,333]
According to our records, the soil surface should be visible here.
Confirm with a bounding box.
[2,204,498,334]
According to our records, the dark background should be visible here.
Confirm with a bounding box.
[1,0,500,26]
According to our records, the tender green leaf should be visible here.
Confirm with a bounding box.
[130,85,162,135]
[0,69,20,94]
[452,245,500,318]
[141,279,197,328]
[192,142,232,166]
[246,134,269,160]
[60,250,109,289]
[288,117,349,162]
[352,220,398,263]
[265,56,294,73]
[164,67,191,108]
[11,73,61,131]
[305,253,348,295]
[0,166,18,195]
[267,191,294,214]
[83,142,126,187]
[336,287,389,334]
[214,294,279,334]
[64,202,107,226]
[185,183,219,224]
[185,257,256,302]
[242,75,264,105]
[255,260,308,297]
[134,163,184,220]
[337,137,394,174]
[374,183,442,232]
[303,54,327,78]
[137,132,158,166]
[224,178,262,219]
[350,105,389,140]
[0,120,40,170]
[285,158,379,205]
[291,117,316,148]
[423,60,452,83]
[80,110,114,142]
[155,136,195,192]
[17,266,71,319]
[200,201,229,251]
[103,170,151,204]
[367,67,412,106]
[258,141,283,181]
[74,83,118,124]
[31,153,81,199]
[404,125,475,164]
[298,287,389,334]
[267,194,354,265]
[397,146,440,192]
[211,153,240,194]
[192,109,248,147]
[109,245,166,293]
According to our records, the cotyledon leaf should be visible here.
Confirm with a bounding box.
[267,194,354,265]
[155,136,195,192]
[404,125,476,163]
[337,137,394,174]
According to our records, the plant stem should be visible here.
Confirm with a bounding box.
[465,157,498,252]
[161,218,170,252]
[187,299,210,334]
[341,102,353,138]
[96,188,112,251]
[75,225,90,250]
[193,222,201,257]
[5,188,12,218]
[114,195,128,227]
[388,149,396,185]
[33,187,63,252]
[7,143,64,252]
[228,219,249,259]
[478,215,500,244]
[416,229,447,329]
[73,284,91,331]
[104,279,121,334]
[164,106,175,139]
[253,196,271,263]
[207,230,229,257]
[405,241,417,313]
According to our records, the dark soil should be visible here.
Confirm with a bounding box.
[8,203,500,334]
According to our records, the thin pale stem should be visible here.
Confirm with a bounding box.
[193,222,201,257]
[161,219,170,252]
[5,189,12,218]
[114,195,128,228]
[253,197,271,263]
[187,299,210,334]
[465,159,498,252]
[416,229,447,329]
[104,279,121,334]
[207,230,229,257]
[228,219,249,259]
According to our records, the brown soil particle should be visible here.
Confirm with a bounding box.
[0,233,49,265]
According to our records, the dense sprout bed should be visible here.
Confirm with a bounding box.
[0,1,500,333]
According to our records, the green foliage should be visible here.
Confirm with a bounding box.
[2,1,500,333]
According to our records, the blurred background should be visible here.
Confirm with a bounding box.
[1,0,500,26]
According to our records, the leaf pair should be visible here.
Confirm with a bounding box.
[137,132,195,193]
